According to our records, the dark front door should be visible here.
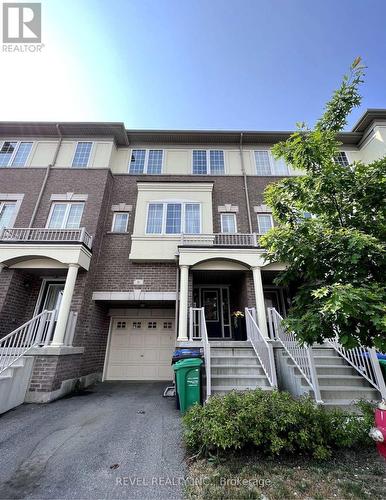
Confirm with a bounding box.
[194,287,231,339]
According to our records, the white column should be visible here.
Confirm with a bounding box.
[51,264,79,346]
[177,265,189,341]
[252,266,268,338]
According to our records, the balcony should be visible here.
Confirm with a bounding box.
[0,227,93,250]
[180,233,260,247]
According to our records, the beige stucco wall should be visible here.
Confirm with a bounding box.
[356,125,386,164]
[129,182,213,261]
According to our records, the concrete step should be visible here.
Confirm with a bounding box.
[304,374,372,388]
[313,355,349,366]
[211,385,273,395]
[311,348,339,356]
[319,385,380,401]
[212,374,270,386]
[314,365,357,376]
[211,347,256,357]
[209,341,252,348]
[211,365,266,376]
[211,355,260,366]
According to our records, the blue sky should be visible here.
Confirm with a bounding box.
[1,0,385,130]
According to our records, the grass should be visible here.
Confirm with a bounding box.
[185,448,386,499]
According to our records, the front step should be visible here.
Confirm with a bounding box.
[209,344,272,395]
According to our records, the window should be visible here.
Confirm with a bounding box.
[335,152,349,166]
[116,321,127,329]
[112,212,129,232]
[129,149,163,174]
[257,214,273,234]
[148,321,157,329]
[193,150,225,175]
[0,141,32,167]
[47,203,84,229]
[132,321,142,329]
[0,202,16,229]
[72,142,92,168]
[146,202,201,234]
[163,322,172,329]
[221,213,237,233]
[254,150,289,176]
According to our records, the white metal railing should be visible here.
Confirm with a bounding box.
[0,310,55,374]
[189,307,211,399]
[181,233,259,247]
[268,308,322,403]
[245,308,277,388]
[328,337,386,399]
[0,227,93,249]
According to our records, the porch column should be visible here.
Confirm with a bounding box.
[51,264,79,346]
[252,266,268,338]
[177,265,189,341]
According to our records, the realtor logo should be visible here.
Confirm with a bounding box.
[2,3,41,43]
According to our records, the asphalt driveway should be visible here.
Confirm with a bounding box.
[0,382,186,499]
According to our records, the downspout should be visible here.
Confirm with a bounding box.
[175,264,179,342]
[239,132,253,233]
[29,123,62,227]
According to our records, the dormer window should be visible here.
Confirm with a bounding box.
[254,150,289,175]
[72,142,92,168]
[192,150,225,175]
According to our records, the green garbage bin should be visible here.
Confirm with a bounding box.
[173,357,203,413]
[379,359,386,381]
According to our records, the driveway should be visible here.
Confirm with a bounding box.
[0,382,186,499]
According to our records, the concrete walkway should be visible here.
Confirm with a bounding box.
[0,382,186,499]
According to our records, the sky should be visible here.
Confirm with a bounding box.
[0,0,385,131]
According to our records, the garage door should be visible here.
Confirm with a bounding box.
[105,316,176,380]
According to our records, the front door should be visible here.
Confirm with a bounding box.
[194,287,231,338]
[40,283,64,318]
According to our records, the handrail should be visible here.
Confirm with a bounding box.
[0,310,55,374]
[328,337,386,399]
[181,233,259,247]
[189,307,211,400]
[245,308,277,387]
[0,227,93,249]
[268,308,322,403]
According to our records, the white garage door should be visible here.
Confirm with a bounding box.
[105,316,175,380]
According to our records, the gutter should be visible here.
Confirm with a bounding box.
[29,123,62,227]
[239,133,253,233]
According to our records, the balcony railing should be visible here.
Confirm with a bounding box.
[180,233,259,247]
[0,227,93,249]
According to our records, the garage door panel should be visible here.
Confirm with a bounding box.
[105,315,175,381]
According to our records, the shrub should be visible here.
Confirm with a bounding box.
[182,389,374,460]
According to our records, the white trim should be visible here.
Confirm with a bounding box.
[220,213,237,234]
[102,317,113,381]
[128,148,164,174]
[46,202,85,229]
[145,201,202,235]
[111,212,129,232]
[137,182,213,193]
[50,193,88,202]
[256,214,273,235]
[192,149,226,175]
[33,277,66,316]
[218,204,239,213]
[71,141,93,168]
[0,193,24,227]
[0,140,33,167]
[254,205,272,213]
[111,203,132,212]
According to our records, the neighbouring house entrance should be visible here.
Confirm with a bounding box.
[193,286,231,338]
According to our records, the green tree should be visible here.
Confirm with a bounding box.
[261,58,386,351]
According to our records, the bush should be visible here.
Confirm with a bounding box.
[182,389,374,460]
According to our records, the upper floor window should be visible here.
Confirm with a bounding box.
[221,213,237,234]
[0,141,32,167]
[192,150,225,175]
[47,202,84,229]
[129,149,163,174]
[112,212,129,232]
[254,150,289,176]
[0,202,16,229]
[72,142,92,168]
[335,151,349,166]
[146,202,201,234]
[257,214,273,235]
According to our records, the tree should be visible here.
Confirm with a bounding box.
[260,58,386,351]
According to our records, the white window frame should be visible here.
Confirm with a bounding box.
[254,149,289,176]
[0,141,33,167]
[71,141,93,168]
[220,213,237,234]
[128,149,164,174]
[0,201,18,229]
[46,202,84,229]
[111,212,129,233]
[145,201,202,235]
[192,150,225,175]
[256,213,274,235]
[335,151,350,166]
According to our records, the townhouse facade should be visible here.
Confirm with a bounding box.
[0,109,385,412]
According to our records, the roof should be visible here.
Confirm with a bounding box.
[0,109,385,146]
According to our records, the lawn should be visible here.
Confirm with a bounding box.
[185,448,386,499]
